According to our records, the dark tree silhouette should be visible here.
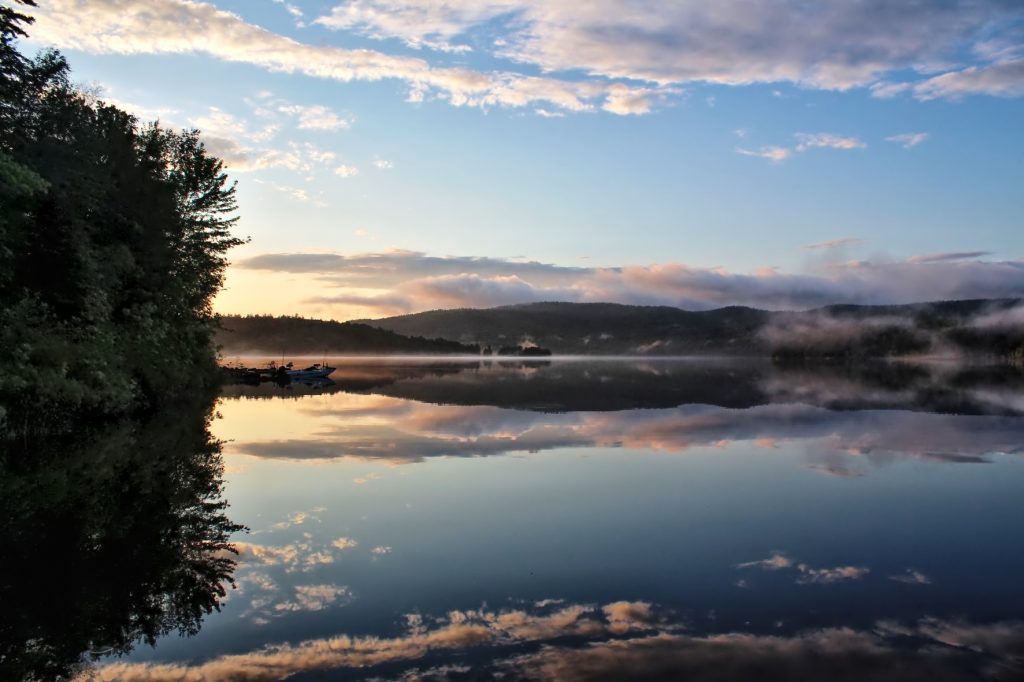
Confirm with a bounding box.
[0,2,246,436]
[0,393,244,680]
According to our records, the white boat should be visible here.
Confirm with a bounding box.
[286,364,335,380]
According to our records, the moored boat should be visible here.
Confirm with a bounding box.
[286,363,335,380]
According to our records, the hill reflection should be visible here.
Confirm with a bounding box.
[220,360,1024,476]
[0,396,243,680]
[222,358,1024,415]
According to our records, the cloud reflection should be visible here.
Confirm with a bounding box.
[87,600,1024,681]
[226,396,1024,477]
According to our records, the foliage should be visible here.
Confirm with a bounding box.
[0,1,245,435]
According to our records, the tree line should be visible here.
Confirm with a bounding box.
[1,1,245,435]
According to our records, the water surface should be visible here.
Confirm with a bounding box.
[77,360,1024,678]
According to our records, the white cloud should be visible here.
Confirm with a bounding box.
[738,133,864,163]
[272,0,304,20]
[795,563,870,585]
[274,584,350,612]
[910,59,1024,100]
[885,132,929,148]
[794,133,866,152]
[276,103,353,131]
[332,537,359,550]
[534,107,565,118]
[28,0,670,116]
[735,146,792,163]
[312,0,1024,96]
[334,164,360,177]
[86,598,1024,682]
[737,551,869,585]
[373,159,394,169]
[737,552,793,570]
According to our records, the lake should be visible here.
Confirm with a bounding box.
[14,359,1024,680]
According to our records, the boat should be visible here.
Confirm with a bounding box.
[286,363,335,380]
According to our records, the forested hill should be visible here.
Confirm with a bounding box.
[216,315,480,355]
[355,302,770,355]
[352,299,1024,359]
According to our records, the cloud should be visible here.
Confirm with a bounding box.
[803,238,863,251]
[334,164,360,177]
[308,0,1024,97]
[399,273,581,309]
[737,133,864,163]
[274,584,350,612]
[276,103,352,131]
[910,59,1024,100]
[235,250,1024,316]
[735,146,792,163]
[373,159,394,169]
[889,569,933,585]
[271,0,304,20]
[908,251,991,263]
[86,601,1024,681]
[737,552,793,571]
[89,599,668,680]
[499,622,1024,681]
[28,0,671,116]
[885,132,929,148]
[226,382,1024,472]
[332,537,359,550]
[236,250,586,286]
[737,551,869,585]
[794,133,866,151]
[795,563,870,585]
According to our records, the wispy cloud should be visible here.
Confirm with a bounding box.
[736,552,793,570]
[738,551,869,585]
[735,145,792,163]
[88,597,1024,681]
[27,0,1024,131]
[803,238,863,251]
[889,569,933,585]
[234,250,1024,316]
[885,132,929,148]
[794,133,866,152]
[28,0,672,116]
[908,251,991,263]
[309,0,1024,97]
[738,133,865,162]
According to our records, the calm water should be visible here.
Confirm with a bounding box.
[31,360,1024,679]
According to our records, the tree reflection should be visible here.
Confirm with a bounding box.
[0,394,244,680]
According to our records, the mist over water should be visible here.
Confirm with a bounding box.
[31,358,1015,680]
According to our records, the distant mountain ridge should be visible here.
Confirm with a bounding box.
[216,315,480,355]
[353,299,1024,358]
[354,302,770,355]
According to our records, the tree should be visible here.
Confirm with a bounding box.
[0,3,246,435]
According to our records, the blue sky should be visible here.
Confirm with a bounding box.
[19,0,1024,318]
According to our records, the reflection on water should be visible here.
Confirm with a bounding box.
[0,396,242,680]
[8,360,1024,680]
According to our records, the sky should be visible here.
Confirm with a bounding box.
[17,0,1024,319]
